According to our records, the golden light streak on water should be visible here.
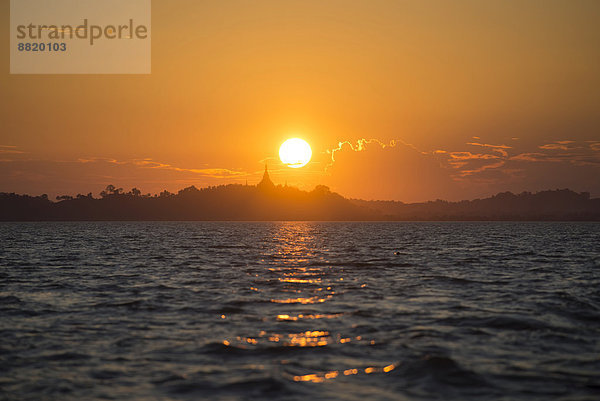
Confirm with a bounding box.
[325,371,339,379]
[279,277,321,284]
[292,363,398,383]
[270,294,333,304]
[276,313,343,321]
[383,364,395,373]
[276,314,297,321]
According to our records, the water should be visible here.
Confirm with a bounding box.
[1,222,599,401]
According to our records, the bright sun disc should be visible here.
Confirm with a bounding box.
[279,138,312,168]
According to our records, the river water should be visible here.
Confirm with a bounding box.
[1,222,599,400]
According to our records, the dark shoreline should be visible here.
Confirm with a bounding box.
[2,186,599,222]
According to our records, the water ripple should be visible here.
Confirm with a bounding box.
[1,221,599,400]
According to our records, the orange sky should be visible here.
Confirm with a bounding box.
[1,1,600,202]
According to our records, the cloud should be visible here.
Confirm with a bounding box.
[130,159,247,178]
[432,139,600,175]
[73,157,249,179]
[327,138,423,166]
[465,142,511,157]
[324,137,600,201]
[432,142,511,179]
[324,138,459,202]
[458,161,506,178]
[511,140,600,166]
[538,141,576,151]
[448,152,498,160]
[587,142,600,152]
[466,142,512,149]
[0,145,26,155]
[77,157,126,164]
[510,152,551,162]
[441,139,599,194]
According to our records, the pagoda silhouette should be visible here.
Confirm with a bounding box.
[257,164,276,191]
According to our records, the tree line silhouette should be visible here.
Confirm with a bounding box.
[0,184,598,221]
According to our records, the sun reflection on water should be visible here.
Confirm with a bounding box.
[292,364,397,383]
[270,294,333,304]
[222,331,371,349]
[276,313,343,321]
[219,223,395,385]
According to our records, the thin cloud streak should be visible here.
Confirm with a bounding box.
[75,157,250,179]
[0,145,26,155]
[131,159,247,178]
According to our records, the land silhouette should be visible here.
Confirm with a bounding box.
[1,168,599,221]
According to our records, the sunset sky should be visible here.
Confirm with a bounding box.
[1,0,599,202]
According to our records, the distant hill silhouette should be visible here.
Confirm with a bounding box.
[353,189,600,221]
[0,184,598,221]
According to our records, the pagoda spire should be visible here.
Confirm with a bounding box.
[257,163,275,190]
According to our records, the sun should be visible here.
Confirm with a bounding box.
[279,138,312,168]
